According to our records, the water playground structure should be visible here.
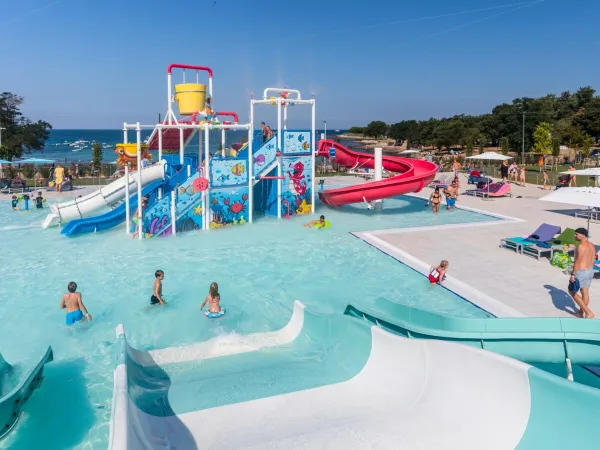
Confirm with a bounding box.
[42,63,317,237]
[40,61,444,238]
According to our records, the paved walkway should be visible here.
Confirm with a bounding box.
[322,173,600,318]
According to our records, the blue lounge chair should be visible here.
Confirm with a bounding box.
[500,223,561,259]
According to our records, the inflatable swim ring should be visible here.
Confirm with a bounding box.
[315,220,331,229]
[205,308,226,318]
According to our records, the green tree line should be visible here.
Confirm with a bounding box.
[353,87,600,153]
[0,92,52,161]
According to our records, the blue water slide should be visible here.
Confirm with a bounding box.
[61,166,190,237]
[60,180,165,236]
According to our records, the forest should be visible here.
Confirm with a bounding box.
[350,87,600,157]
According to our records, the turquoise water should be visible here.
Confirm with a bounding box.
[0,195,494,449]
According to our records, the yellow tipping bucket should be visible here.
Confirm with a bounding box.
[174,83,207,116]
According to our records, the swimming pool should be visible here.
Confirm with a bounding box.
[0,194,496,449]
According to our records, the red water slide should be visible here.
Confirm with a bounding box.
[317,140,438,206]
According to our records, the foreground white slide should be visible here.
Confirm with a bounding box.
[42,161,165,228]
[109,302,600,450]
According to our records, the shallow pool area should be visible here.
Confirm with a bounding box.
[0,194,498,449]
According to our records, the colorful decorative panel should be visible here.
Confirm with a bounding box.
[209,186,250,229]
[283,131,311,155]
[211,158,248,187]
[176,198,203,233]
[143,194,172,238]
[281,155,313,217]
[252,136,277,178]
[176,173,202,216]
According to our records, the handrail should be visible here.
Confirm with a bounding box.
[167,64,213,76]
[216,111,239,123]
[262,88,301,100]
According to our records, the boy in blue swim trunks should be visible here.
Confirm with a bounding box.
[11,195,19,210]
[60,282,92,325]
[443,181,458,210]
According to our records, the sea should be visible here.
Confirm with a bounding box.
[34,129,348,163]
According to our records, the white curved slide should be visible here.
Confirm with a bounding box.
[110,302,600,450]
[42,161,166,228]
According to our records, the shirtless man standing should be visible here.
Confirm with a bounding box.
[443,181,458,210]
[569,228,595,319]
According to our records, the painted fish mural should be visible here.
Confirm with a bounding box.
[231,163,245,176]
[180,186,195,195]
[253,154,266,166]
[114,144,152,169]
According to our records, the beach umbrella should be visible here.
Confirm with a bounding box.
[14,158,54,187]
[540,187,600,231]
[466,152,512,161]
[466,153,512,198]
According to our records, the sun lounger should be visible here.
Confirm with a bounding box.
[0,178,28,194]
[500,223,561,258]
[465,182,512,198]
[575,209,599,221]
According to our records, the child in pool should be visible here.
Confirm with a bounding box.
[200,282,222,313]
[60,281,92,325]
[35,191,45,209]
[428,260,449,284]
[151,270,166,305]
[11,195,19,210]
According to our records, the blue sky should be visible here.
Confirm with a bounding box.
[1,0,598,129]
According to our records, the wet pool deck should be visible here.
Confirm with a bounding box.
[323,173,600,319]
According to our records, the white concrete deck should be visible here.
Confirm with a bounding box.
[322,174,600,319]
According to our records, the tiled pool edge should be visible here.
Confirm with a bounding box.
[352,231,525,318]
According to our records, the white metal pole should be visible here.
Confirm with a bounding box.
[123,124,128,144]
[248,127,253,223]
[171,190,177,236]
[277,98,282,219]
[374,147,383,210]
[208,77,213,98]
[311,99,316,213]
[136,122,143,240]
[284,104,288,130]
[124,165,130,235]
[179,128,184,165]
[324,120,327,140]
[198,130,202,171]
[158,127,163,162]
[204,124,210,230]
[167,73,173,124]
[221,128,226,157]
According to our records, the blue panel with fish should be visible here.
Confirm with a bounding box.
[176,173,202,215]
[176,196,203,233]
[143,193,172,238]
[252,135,278,178]
[282,131,311,155]
[211,158,248,188]
[281,155,313,217]
[209,186,249,228]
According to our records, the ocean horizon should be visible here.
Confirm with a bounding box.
[28,128,346,163]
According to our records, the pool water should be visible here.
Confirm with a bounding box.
[0,194,495,449]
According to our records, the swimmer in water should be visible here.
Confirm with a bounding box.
[151,270,166,305]
[428,260,449,285]
[35,191,45,209]
[11,195,19,210]
[200,282,222,314]
[305,215,328,228]
[60,281,92,325]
